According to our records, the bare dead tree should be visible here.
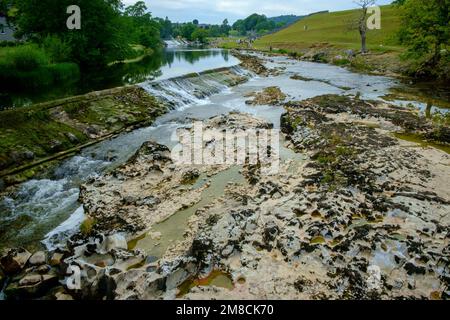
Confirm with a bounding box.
[346,0,377,54]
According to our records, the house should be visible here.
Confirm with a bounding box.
[0,16,16,42]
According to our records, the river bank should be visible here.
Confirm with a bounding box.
[0,86,167,188]
[1,50,449,300]
[216,44,450,112]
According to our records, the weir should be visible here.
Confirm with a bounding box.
[0,63,251,251]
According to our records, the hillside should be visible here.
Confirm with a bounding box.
[255,5,402,52]
[268,15,304,25]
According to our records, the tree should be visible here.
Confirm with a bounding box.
[124,0,146,17]
[156,16,173,39]
[397,0,450,78]
[123,1,161,49]
[231,13,278,36]
[191,28,208,44]
[180,23,197,41]
[220,18,231,36]
[193,19,199,26]
[354,0,377,54]
[13,0,131,68]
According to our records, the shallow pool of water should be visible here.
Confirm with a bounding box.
[131,166,245,258]
[177,270,234,297]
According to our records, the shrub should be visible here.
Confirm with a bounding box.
[276,49,288,54]
[289,51,302,58]
[333,58,351,66]
[80,217,97,236]
[48,62,80,82]
[42,36,72,63]
[0,41,19,48]
[0,45,79,91]
[4,45,49,71]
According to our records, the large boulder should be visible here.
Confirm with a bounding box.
[49,252,65,267]
[5,272,59,299]
[105,234,128,252]
[28,251,46,266]
[0,248,32,275]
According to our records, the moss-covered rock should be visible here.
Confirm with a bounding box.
[245,86,287,106]
[0,86,168,185]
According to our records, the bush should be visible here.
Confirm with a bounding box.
[42,36,72,63]
[0,64,80,91]
[0,45,80,91]
[80,217,97,236]
[333,58,351,66]
[275,49,289,54]
[288,51,302,58]
[48,63,80,82]
[0,41,20,48]
[3,45,49,71]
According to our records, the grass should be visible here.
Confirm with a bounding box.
[255,5,403,53]
[0,106,88,172]
[394,132,450,154]
[80,217,97,236]
[214,37,251,49]
[0,86,167,183]
[0,44,80,91]
[108,44,154,66]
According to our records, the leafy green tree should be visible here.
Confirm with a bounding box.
[156,16,173,39]
[398,0,450,78]
[191,28,209,44]
[231,14,277,36]
[123,0,161,49]
[13,0,130,68]
[124,0,146,17]
[180,23,197,41]
[42,35,72,63]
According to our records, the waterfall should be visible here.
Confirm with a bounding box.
[0,65,250,251]
[140,66,249,110]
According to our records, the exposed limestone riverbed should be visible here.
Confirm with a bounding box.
[1,51,449,300]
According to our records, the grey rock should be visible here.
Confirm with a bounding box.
[5,272,58,299]
[49,252,65,267]
[0,248,32,275]
[23,150,35,160]
[65,132,79,143]
[105,234,128,252]
[28,251,46,266]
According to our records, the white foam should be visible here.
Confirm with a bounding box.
[42,205,85,251]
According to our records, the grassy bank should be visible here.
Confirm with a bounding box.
[0,45,80,92]
[245,5,409,76]
[255,5,402,52]
[108,44,155,66]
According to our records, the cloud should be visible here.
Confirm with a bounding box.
[123,0,393,24]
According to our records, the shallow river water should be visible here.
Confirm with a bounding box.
[0,49,448,252]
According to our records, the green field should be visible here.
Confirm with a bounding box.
[255,5,403,52]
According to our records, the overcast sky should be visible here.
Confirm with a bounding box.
[122,0,393,24]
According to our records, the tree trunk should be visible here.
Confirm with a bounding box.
[359,6,368,54]
[360,29,367,54]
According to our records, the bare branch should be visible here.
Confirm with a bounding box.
[353,0,377,9]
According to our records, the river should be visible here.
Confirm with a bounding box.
[0,47,239,109]
[0,47,448,252]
